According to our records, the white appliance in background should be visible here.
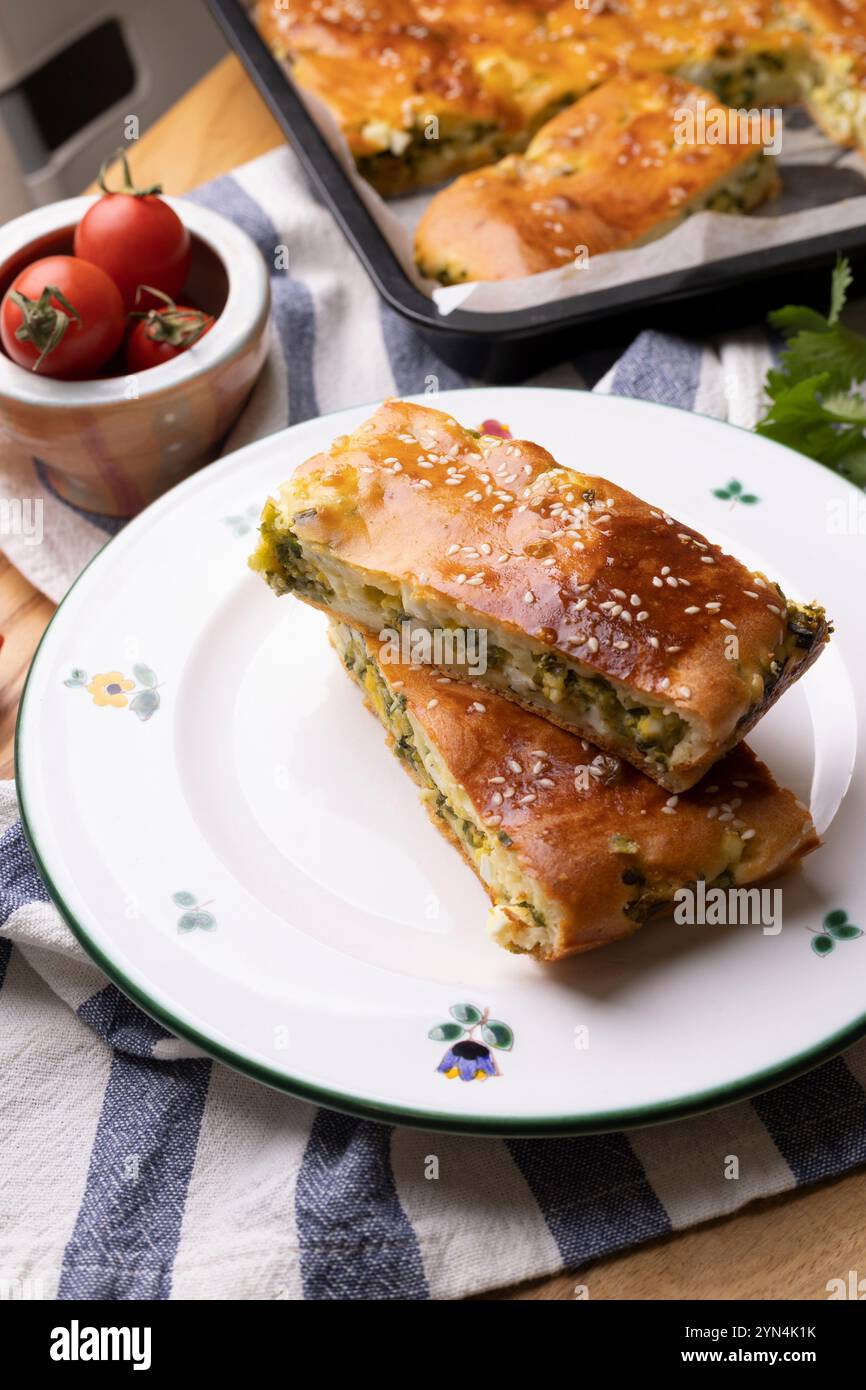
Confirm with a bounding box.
[0,0,227,214]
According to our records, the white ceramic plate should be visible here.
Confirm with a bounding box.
[17,389,866,1134]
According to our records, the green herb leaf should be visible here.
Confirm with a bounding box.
[757,258,866,481]
[756,372,866,479]
[774,323,866,394]
[828,255,853,326]
[821,392,866,425]
[768,304,830,336]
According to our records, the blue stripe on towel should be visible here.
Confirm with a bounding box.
[753,1059,866,1183]
[610,331,703,409]
[78,984,175,1059]
[58,1052,210,1299]
[188,176,320,425]
[508,1134,670,1265]
[378,303,466,397]
[296,1112,428,1299]
[0,821,49,928]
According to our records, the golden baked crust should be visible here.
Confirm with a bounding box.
[332,619,819,961]
[256,0,587,194]
[414,72,780,283]
[255,0,808,194]
[250,399,829,791]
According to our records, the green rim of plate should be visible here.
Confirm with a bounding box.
[15,390,866,1137]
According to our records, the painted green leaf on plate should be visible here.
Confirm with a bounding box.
[178,910,216,933]
[812,935,834,956]
[824,909,848,930]
[428,1022,464,1042]
[827,923,862,941]
[133,663,158,689]
[712,480,759,506]
[130,689,160,721]
[482,1021,514,1051]
[173,891,197,908]
[450,1003,483,1026]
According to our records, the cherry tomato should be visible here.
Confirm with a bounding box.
[74,149,191,310]
[125,287,215,373]
[0,255,125,378]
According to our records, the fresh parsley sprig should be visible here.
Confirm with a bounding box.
[756,257,866,487]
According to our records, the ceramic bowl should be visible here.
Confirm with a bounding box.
[0,196,270,516]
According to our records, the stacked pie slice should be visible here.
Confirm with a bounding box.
[251,399,826,960]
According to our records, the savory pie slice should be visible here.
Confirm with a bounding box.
[331,619,819,961]
[788,0,866,150]
[608,0,807,107]
[255,0,613,195]
[414,72,780,284]
[249,399,829,793]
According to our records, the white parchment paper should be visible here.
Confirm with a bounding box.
[292,79,866,317]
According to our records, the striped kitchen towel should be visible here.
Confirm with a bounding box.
[2,144,866,1301]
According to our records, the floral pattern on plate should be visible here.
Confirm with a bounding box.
[712,479,760,507]
[173,891,216,933]
[809,909,862,956]
[429,1003,514,1081]
[222,504,261,537]
[64,665,162,722]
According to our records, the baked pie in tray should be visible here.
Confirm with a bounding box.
[256,0,842,195]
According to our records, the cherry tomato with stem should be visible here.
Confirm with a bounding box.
[0,255,125,378]
[74,148,191,309]
[125,286,215,374]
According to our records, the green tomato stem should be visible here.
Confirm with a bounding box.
[10,285,82,371]
[98,146,163,198]
[128,287,210,348]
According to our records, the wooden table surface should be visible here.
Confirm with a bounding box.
[2,52,861,1301]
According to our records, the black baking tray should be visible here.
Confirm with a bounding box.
[207,0,866,381]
